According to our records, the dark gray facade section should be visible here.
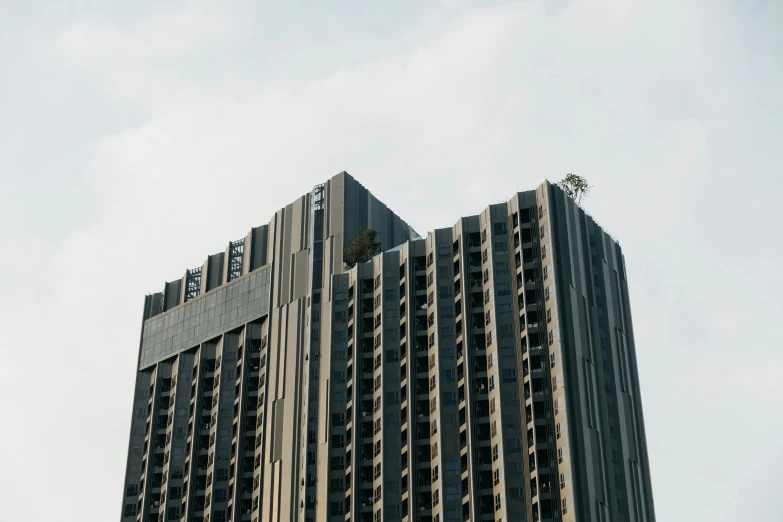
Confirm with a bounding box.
[546,182,655,522]
[342,175,420,251]
[139,266,271,369]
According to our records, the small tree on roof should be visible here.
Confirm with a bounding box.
[557,174,591,206]
[344,228,381,267]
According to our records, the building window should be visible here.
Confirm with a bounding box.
[558,445,568,464]
[438,246,450,259]
[495,242,508,253]
[495,493,503,510]
[332,413,345,427]
[332,434,345,448]
[499,324,514,338]
[493,469,501,486]
[562,496,570,515]
[386,392,399,405]
[331,478,344,493]
[492,445,499,461]
[506,438,521,454]
[560,470,570,489]
[494,222,508,236]
[553,372,563,391]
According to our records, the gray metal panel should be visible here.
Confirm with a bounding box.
[163,280,181,311]
[139,266,272,369]
[292,249,308,301]
[206,252,225,291]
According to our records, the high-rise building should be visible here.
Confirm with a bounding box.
[121,172,655,522]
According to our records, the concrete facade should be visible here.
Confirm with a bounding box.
[120,172,655,522]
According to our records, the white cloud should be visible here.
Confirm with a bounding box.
[1,0,782,520]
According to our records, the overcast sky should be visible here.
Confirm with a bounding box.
[1,0,781,520]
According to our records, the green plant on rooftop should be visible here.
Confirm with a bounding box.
[557,173,591,206]
[344,228,381,267]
